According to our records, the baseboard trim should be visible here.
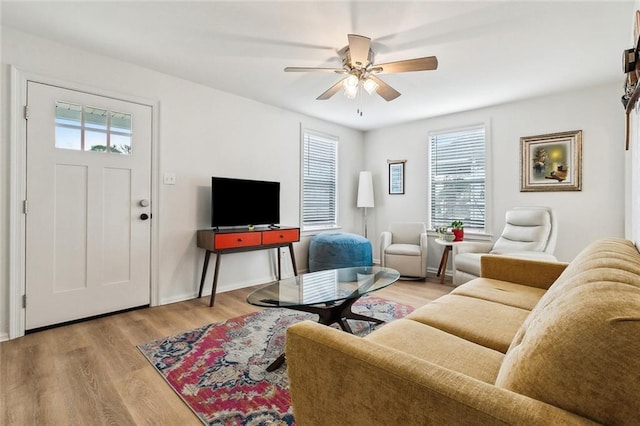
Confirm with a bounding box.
[158,270,308,306]
[427,266,450,276]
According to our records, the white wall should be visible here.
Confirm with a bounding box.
[365,82,625,268]
[0,27,364,338]
[0,25,629,340]
[629,2,640,248]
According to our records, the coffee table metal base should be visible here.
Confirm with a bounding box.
[266,297,384,372]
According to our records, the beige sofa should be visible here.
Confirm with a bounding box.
[285,238,640,425]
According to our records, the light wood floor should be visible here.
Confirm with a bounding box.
[0,276,453,425]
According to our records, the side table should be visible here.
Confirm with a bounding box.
[433,238,462,284]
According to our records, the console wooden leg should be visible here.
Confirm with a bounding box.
[209,254,221,307]
[277,248,282,280]
[198,251,211,299]
[288,243,298,276]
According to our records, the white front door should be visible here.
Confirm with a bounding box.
[25,82,152,330]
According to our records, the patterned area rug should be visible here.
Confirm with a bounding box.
[137,296,413,425]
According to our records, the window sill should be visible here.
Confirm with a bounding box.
[427,229,492,242]
[301,225,342,238]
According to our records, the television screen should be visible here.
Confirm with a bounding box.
[211,177,280,227]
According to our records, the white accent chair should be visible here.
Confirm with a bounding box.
[380,222,428,279]
[452,206,558,286]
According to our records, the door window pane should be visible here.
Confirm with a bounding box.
[110,111,132,155]
[55,101,82,150]
[84,106,108,152]
[54,101,132,155]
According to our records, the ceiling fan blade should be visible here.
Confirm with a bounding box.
[368,75,401,101]
[284,66,345,73]
[375,56,438,73]
[317,77,348,100]
[348,34,371,68]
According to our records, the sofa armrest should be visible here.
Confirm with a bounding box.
[419,232,427,250]
[380,231,392,250]
[286,321,593,426]
[480,255,568,290]
[454,241,494,255]
[379,231,392,266]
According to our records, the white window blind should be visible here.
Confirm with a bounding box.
[429,125,486,230]
[302,130,338,230]
[300,270,338,303]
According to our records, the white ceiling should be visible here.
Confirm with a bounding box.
[1,1,634,131]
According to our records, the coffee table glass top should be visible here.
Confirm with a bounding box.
[246,266,400,308]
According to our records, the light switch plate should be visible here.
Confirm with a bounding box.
[163,172,176,185]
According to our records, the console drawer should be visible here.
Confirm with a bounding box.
[262,228,300,244]
[214,232,261,249]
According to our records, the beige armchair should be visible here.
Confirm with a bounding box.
[453,206,558,286]
[380,222,427,279]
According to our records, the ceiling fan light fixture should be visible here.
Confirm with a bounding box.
[344,74,359,88]
[343,74,359,98]
[344,83,358,99]
[285,34,437,103]
[363,78,379,95]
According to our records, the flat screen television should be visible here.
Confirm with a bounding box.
[211,177,280,228]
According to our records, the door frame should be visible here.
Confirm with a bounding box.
[8,66,161,339]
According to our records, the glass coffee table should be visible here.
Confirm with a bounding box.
[246,266,400,371]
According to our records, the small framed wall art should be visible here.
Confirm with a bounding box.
[388,160,405,194]
[520,130,582,192]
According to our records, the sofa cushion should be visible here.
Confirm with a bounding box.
[496,238,640,425]
[539,238,640,303]
[385,243,421,256]
[365,318,504,384]
[487,251,557,261]
[454,252,482,276]
[451,278,546,310]
[406,294,530,353]
[285,321,595,426]
[388,222,425,244]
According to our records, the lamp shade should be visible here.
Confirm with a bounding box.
[357,171,375,208]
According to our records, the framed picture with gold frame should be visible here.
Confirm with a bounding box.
[520,130,582,192]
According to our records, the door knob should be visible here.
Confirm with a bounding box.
[139,199,150,207]
[140,213,150,220]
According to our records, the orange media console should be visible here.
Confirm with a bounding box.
[196,227,300,306]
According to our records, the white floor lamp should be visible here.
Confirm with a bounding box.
[357,171,375,238]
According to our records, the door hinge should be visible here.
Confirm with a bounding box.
[22,294,27,308]
[23,200,28,214]
[24,105,29,120]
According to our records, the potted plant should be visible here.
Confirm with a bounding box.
[433,226,452,241]
[451,220,464,241]
[436,225,448,237]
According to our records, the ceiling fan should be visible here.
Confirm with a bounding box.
[284,34,438,102]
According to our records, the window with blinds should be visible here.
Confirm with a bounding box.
[300,270,338,303]
[302,129,338,231]
[429,125,486,230]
